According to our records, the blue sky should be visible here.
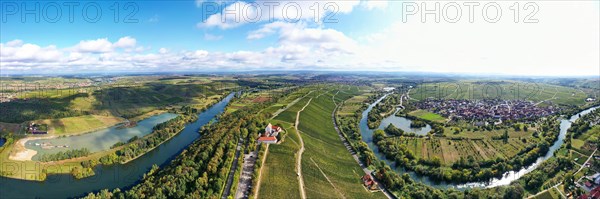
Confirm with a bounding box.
[1,0,599,76]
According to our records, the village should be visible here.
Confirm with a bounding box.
[580,171,600,199]
[415,98,559,122]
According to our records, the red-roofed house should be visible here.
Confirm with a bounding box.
[257,136,277,144]
[580,186,600,199]
[362,174,377,190]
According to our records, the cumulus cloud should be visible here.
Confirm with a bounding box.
[113,36,137,49]
[71,36,137,53]
[73,38,113,53]
[1,41,63,62]
[199,0,365,29]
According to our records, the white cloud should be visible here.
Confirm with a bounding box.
[159,48,169,54]
[199,0,364,29]
[199,1,255,29]
[71,36,138,53]
[0,41,63,62]
[247,21,296,39]
[6,40,23,47]
[74,38,113,53]
[354,1,600,76]
[113,36,137,49]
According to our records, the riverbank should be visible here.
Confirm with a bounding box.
[10,136,51,161]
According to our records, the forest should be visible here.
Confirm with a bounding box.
[38,148,91,162]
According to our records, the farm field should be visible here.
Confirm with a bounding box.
[384,136,532,165]
[1,82,229,123]
[337,92,371,116]
[257,120,301,199]
[34,115,124,135]
[408,109,446,123]
[443,126,536,139]
[298,87,384,199]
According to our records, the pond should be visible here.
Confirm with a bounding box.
[0,92,235,198]
[360,93,599,189]
[0,138,6,147]
[25,113,178,161]
[378,108,431,136]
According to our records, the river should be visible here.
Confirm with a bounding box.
[0,92,235,198]
[360,94,599,189]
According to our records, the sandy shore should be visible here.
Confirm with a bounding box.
[9,136,56,161]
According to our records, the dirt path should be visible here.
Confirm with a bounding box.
[295,97,313,199]
[270,91,315,120]
[310,157,346,199]
[252,144,269,199]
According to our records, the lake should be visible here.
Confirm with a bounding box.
[25,113,178,160]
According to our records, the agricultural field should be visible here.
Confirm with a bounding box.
[337,92,371,116]
[1,81,230,123]
[408,109,447,123]
[443,125,536,139]
[385,136,531,165]
[298,87,384,199]
[257,88,312,198]
[33,115,124,135]
[257,120,301,199]
[409,80,589,107]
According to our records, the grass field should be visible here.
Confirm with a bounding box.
[34,115,123,135]
[408,109,446,123]
[532,188,561,199]
[298,87,384,199]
